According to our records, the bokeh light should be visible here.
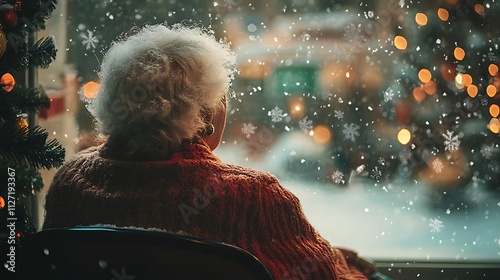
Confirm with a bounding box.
[489,118,500,133]
[437,8,449,21]
[394,36,408,50]
[418,69,432,83]
[462,74,473,87]
[413,86,426,103]
[490,104,500,118]
[467,85,478,98]
[454,47,465,60]
[1,73,15,92]
[312,125,332,144]
[489,64,499,76]
[397,128,412,145]
[83,81,100,99]
[424,81,437,95]
[486,85,497,97]
[415,13,428,26]
[474,4,485,15]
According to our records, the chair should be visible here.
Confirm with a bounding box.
[19,227,274,280]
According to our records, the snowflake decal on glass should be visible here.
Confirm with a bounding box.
[299,116,313,133]
[242,123,257,138]
[429,218,444,233]
[371,166,382,180]
[487,52,497,62]
[334,110,344,120]
[399,149,412,164]
[463,98,474,110]
[344,23,364,49]
[480,144,495,159]
[268,106,287,123]
[481,98,488,106]
[455,64,466,73]
[82,30,98,50]
[222,0,237,8]
[383,87,394,102]
[443,130,460,152]
[432,158,444,173]
[343,123,360,142]
[331,170,345,184]
[378,157,386,166]
[320,91,332,100]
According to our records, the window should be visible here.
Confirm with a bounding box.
[39,0,500,278]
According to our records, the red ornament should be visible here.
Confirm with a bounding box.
[0,5,18,32]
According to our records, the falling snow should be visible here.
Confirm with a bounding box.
[299,116,313,132]
[378,157,386,166]
[344,23,364,49]
[399,149,412,164]
[480,144,495,159]
[334,110,344,120]
[82,30,98,50]
[443,130,460,152]
[432,158,444,173]
[320,91,332,100]
[429,218,444,233]
[268,106,287,123]
[242,123,256,138]
[455,64,466,73]
[331,170,345,184]
[343,123,360,142]
[222,0,237,8]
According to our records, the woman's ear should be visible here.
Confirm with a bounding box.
[203,99,227,151]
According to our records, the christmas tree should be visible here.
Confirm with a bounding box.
[0,0,64,274]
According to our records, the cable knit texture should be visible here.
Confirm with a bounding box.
[43,137,366,280]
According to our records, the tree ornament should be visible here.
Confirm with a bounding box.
[0,4,18,32]
[16,115,28,131]
[0,29,6,57]
[1,73,16,92]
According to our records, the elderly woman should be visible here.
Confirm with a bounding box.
[43,24,370,279]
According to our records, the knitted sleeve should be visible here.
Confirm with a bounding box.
[239,172,367,280]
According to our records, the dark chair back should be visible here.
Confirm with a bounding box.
[19,227,273,280]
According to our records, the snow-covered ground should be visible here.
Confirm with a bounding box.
[215,140,500,262]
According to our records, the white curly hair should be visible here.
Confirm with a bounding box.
[87,24,236,154]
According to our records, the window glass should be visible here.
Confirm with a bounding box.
[40,0,500,262]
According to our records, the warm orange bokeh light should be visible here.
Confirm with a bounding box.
[413,86,426,103]
[312,125,332,144]
[455,73,463,85]
[462,74,473,87]
[474,4,485,15]
[486,85,497,97]
[467,84,478,98]
[83,81,100,99]
[1,73,15,92]
[394,36,408,50]
[415,13,428,26]
[418,69,432,83]
[490,104,500,118]
[424,81,437,95]
[489,64,499,76]
[397,128,412,145]
[489,118,500,133]
[437,8,449,21]
[454,47,465,60]
[0,195,5,209]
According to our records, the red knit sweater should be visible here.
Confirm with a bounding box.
[43,137,367,280]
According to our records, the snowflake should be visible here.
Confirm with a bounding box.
[268,106,287,123]
[480,144,495,159]
[399,149,412,164]
[343,123,360,142]
[331,170,345,184]
[378,157,386,166]
[481,98,488,106]
[334,110,344,120]
[432,158,444,173]
[383,87,394,102]
[488,52,497,62]
[344,23,364,49]
[429,218,444,233]
[320,91,332,100]
[443,130,460,152]
[455,64,466,73]
[222,0,237,8]
[242,123,256,138]
[371,166,382,180]
[463,98,474,110]
[299,116,313,133]
[82,30,98,50]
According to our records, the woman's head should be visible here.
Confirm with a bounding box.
[87,24,236,153]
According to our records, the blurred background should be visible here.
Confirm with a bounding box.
[36,0,499,262]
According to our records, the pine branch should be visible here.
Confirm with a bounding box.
[0,125,65,169]
[29,36,57,68]
[0,41,30,73]
[6,86,50,112]
[14,0,58,33]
